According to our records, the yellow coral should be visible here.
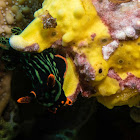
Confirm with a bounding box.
[0,0,43,37]
[0,71,12,116]
[0,99,19,140]
[9,0,140,109]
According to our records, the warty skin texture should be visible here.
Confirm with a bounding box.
[9,0,140,109]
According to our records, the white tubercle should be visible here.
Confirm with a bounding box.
[102,40,119,60]
[132,18,140,30]
[114,30,126,40]
[124,26,136,38]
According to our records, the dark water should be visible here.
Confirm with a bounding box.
[13,103,140,140]
[12,69,140,140]
[77,104,140,140]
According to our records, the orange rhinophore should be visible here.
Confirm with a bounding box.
[65,98,73,106]
[30,91,36,98]
[55,55,68,78]
[17,96,31,103]
[47,74,56,87]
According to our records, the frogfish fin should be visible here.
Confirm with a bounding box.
[17,96,31,103]
[47,74,56,87]
[65,98,73,106]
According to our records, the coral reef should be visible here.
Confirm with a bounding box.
[0,0,43,37]
[0,48,20,140]
[0,0,44,115]
[9,0,140,110]
[0,1,44,139]
[0,99,19,140]
[0,55,12,115]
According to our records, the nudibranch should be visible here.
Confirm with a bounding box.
[0,27,78,112]
[9,0,140,109]
[16,50,73,112]
[1,43,75,112]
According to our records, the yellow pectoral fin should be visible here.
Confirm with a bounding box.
[63,58,79,97]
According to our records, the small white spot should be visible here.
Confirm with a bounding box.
[102,40,119,60]
[1,10,4,14]
[124,26,136,38]
[114,30,126,40]
[3,13,5,16]
[133,18,140,30]
[2,33,5,36]
[5,2,9,5]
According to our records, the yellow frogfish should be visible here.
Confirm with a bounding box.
[9,0,140,109]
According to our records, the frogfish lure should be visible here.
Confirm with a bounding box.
[17,50,72,113]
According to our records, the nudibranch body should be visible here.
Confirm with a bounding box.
[14,50,73,111]
[9,0,140,109]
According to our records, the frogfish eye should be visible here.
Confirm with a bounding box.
[47,74,56,88]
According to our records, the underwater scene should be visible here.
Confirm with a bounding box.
[0,0,140,140]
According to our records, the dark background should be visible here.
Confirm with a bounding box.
[12,70,140,140]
